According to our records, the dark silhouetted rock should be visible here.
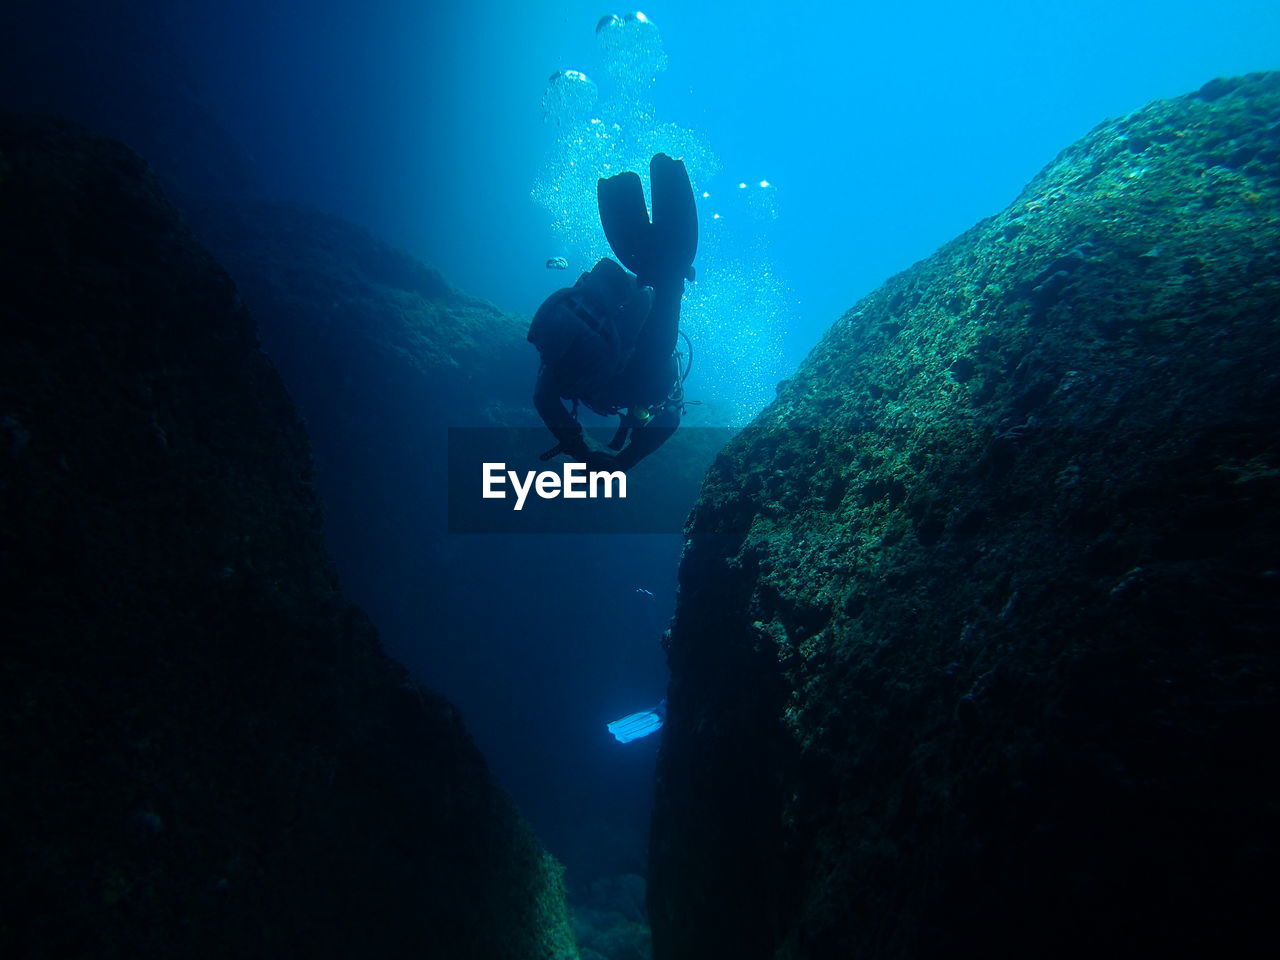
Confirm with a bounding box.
[0,113,577,960]
[0,1,254,197]
[651,73,1280,960]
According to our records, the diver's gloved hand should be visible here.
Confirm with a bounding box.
[539,430,591,463]
[561,435,591,462]
[585,450,624,473]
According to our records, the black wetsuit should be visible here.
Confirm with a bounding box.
[532,271,683,470]
[530,153,696,470]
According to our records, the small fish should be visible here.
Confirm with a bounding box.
[546,256,569,270]
[635,587,654,598]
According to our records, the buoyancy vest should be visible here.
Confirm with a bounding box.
[527,258,653,410]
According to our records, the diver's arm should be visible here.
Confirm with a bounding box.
[614,403,680,470]
[533,365,590,459]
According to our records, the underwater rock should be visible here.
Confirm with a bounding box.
[178,195,537,658]
[651,73,1280,959]
[180,195,531,412]
[0,114,577,960]
[571,873,652,960]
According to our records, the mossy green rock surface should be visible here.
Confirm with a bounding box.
[651,74,1280,959]
[0,114,577,960]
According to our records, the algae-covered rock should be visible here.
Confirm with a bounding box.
[651,73,1280,959]
[572,873,653,960]
[0,113,576,960]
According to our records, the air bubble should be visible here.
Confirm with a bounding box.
[541,70,598,126]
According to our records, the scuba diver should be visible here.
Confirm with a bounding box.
[527,153,697,471]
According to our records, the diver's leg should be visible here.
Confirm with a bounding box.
[622,154,696,398]
[599,153,698,405]
[622,281,683,404]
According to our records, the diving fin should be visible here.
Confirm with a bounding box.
[597,170,653,279]
[597,153,697,285]
[648,153,698,281]
[605,700,666,743]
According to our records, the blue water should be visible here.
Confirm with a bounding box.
[158,0,1277,890]
[176,0,1278,376]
